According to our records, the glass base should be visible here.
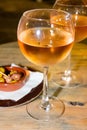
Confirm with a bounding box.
[53,70,81,88]
[26,96,65,121]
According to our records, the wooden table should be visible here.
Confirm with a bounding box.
[0,41,87,130]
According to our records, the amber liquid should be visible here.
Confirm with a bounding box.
[18,28,73,66]
[73,15,87,42]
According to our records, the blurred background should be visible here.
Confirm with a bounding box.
[0,0,55,44]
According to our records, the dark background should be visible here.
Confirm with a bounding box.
[0,0,55,44]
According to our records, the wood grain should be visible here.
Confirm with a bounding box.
[0,41,87,130]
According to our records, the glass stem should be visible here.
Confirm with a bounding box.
[62,54,72,81]
[40,67,51,111]
[65,54,71,76]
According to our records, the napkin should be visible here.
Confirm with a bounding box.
[0,71,43,101]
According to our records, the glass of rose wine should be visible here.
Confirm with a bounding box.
[17,9,74,121]
[53,0,87,88]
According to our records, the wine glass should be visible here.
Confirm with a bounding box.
[17,9,74,120]
[53,0,87,88]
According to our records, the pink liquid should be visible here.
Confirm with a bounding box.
[18,27,73,66]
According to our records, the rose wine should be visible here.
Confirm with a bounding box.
[73,15,87,42]
[18,27,73,66]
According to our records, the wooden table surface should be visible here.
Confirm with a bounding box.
[0,41,87,130]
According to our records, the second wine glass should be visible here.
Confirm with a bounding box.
[53,0,87,88]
